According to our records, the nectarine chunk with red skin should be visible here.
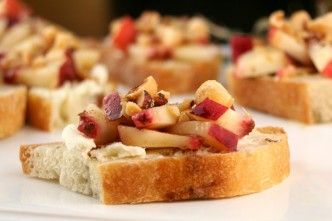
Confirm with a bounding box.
[132,105,180,129]
[191,109,255,138]
[103,92,123,121]
[167,121,238,152]
[322,60,332,78]
[3,67,18,84]
[3,0,32,24]
[208,124,237,152]
[78,114,100,139]
[230,35,253,63]
[112,16,137,51]
[191,98,228,121]
[59,48,82,86]
[78,104,121,145]
[132,111,153,128]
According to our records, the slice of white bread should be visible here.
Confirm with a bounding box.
[27,79,115,131]
[20,127,290,204]
[0,85,27,138]
[227,71,332,124]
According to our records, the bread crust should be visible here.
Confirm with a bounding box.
[99,127,289,204]
[27,91,53,131]
[19,127,290,204]
[228,73,315,124]
[0,85,27,138]
[101,47,221,94]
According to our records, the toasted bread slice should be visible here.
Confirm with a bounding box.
[227,71,332,124]
[0,85,27,138]
[20,127,290,204]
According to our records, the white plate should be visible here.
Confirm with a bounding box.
[1,107,332,221]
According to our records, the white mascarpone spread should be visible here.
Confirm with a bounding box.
[61,124,146,161]
[89,142,146,162]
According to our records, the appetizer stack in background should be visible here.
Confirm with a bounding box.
[0,0,115,137]
[101,11,222,94]
[0,1,225,139]
[228,10,332,124]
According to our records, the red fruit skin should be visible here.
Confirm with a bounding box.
[77,113,100,139]
[238,118,255,138]
[191,98,228,121]
[322,60,332,78]
[59,48,81,86]
[112,16,137,51]
[132,110,153,128]
[103,92,123,121]
[3,67,18,84]
[208,124,238,152]
[188,136,203,150]
[3,0,32,25]
[230,35,253,63]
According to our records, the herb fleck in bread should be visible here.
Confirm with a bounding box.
[20,127,290,204]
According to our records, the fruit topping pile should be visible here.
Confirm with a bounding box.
[231,10,332,79]
[109,11,216,62]
[78,76,255,152]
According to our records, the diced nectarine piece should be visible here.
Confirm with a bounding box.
[267,27,310,64]
[230,35,253,63]
[167,121,238,152]
[118,125,202,150]
[124,101,142,117]
[195,80,234,108]
[126,76,158,100]
[191,98,228,121]
[308,41,332,78]
[132,104,180,129]
[235,46,289,78]
[78,104,122,145]
[112,16,137,51]
[191,98,255,138]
